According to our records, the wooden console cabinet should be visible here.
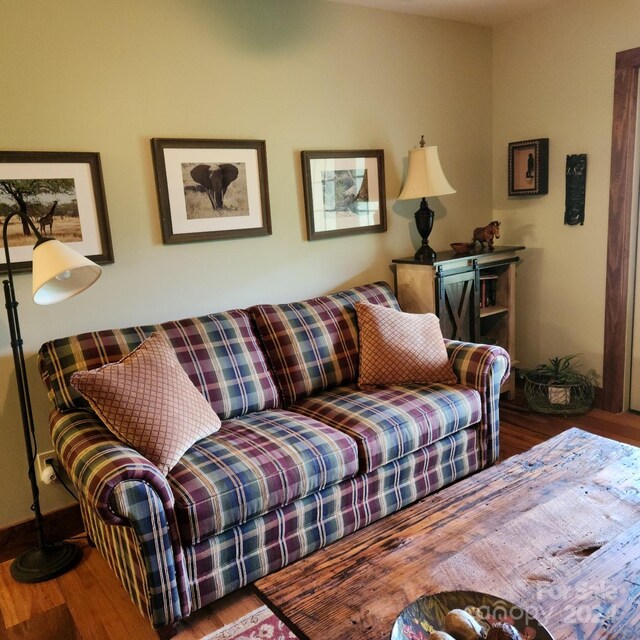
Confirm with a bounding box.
[392,245,525,397]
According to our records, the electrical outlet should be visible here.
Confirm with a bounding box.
[37,450,56,478]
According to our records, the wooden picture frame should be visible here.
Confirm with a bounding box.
[151,138,272,245]
[508,138,549,196]
[0,151,113,274]
[301,149,387,241]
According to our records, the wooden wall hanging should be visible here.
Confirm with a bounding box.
[564,154,587,225]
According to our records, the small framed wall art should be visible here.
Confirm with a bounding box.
[0,151,114,274]
[301,149,387,240]
[508,138,549,196]
[151,138,272,244]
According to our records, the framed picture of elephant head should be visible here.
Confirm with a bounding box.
[151,138,272,244]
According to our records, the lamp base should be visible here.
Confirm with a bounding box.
[414,243,436,264]
[413,198,437,264]
[11,541,81,583]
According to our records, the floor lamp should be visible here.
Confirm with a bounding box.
[3,210,102,583]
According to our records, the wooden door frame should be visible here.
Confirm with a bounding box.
[603,47,640,412]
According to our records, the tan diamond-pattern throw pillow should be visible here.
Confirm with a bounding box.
[71,332,221,474]
[356,302,457,387]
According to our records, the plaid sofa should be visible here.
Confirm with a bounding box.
[38,282,509,631]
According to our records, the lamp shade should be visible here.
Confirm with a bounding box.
[32,239,102,305]
[398,145,456,200]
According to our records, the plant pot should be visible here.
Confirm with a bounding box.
[548,385,570,405]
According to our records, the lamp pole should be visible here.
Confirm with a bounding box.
[3,211,81,582]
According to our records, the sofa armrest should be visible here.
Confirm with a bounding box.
[50,409,175,526]
[50,409,192,627]
[444,340,510,466]
[445,339,510,391]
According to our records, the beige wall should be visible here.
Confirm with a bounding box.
[493,0,640,377]
[0,1,492,527]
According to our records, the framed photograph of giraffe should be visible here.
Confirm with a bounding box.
[0,151,113,274]
[151,138,272,244]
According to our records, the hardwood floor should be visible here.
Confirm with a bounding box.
[498,398,640,459]
[2,403,639,639]
[0,542,264,640]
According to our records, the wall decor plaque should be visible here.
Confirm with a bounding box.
[564,153,587,226]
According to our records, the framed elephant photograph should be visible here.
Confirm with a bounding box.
[151,138,272,244]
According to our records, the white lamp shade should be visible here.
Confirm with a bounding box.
[32,240,102,305]
[398,145,456,200]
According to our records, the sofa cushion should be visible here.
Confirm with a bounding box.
[289,383,482,472]
[39,309,280,420]
[250,281,400,406]
[70,333,221,475]
[168,410,359,544]
[356,302,457,387]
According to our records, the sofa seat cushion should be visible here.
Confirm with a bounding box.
[250,281,400,406]
[289,383,482,473]
[168,410,359,544]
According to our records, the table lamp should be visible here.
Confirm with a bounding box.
[398,135,456,263]
[3,209,102,582]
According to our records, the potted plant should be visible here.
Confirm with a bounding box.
[520,354,598,415]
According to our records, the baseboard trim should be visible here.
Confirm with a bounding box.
[593,385,604,410]
[0,503,84,563]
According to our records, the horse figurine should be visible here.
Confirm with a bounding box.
[472,220,501,251]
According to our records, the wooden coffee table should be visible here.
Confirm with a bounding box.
[255,428,640,639]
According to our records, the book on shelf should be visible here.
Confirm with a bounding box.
[479,274,498,308]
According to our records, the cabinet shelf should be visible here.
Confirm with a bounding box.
[392,246,524,399]
[480,305,508,318]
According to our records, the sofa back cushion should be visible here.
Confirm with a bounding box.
[39,309,280,420]
[249,281,400,406]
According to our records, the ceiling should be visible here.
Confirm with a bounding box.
[327,0,563,27]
